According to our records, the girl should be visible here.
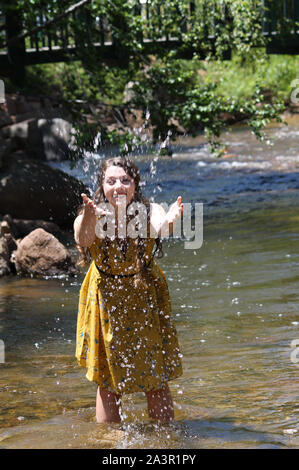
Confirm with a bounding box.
[74,156,183,424]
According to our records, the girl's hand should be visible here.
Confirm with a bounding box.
[81,193,97,217]
[166,196,184,225]
[81,193,107,219]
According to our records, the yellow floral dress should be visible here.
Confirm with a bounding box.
[75,236,183,394]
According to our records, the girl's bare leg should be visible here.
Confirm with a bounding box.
[96,387,122,423]
[145,383,174,423]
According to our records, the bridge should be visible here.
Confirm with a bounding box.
[0,0,298,85]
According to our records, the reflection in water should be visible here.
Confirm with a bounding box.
[0,118,299,448]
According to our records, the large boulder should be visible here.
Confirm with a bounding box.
[0,153,87,228]
[12,228,77,276]
[38,118,76,161]
[1,117,76,161]
[2,214,63,240]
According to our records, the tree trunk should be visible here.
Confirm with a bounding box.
[5,6,26,86]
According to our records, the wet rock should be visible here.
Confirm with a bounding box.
[1,119,33,143]
[1,117,76,161]
[0,220,18,276]
[2,214,63,241]
[1,118,42,160]
[0,153,87,228]
[0,236,11,276]
[0,137,17,170]
[13,228,77,276]
[37,118,76,161]
[3,95,18,115]
[1,220,18,249]
[0,107,13,129]
[0,96,16,128]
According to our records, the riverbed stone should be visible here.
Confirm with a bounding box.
[0,220,18,276]
[0,153,87,228]
[37,118,76,161]
[7,216,63,240]
[1,117,75,161]
[1,214,63,240]
[13,228,76,276]
[0,236,11,276]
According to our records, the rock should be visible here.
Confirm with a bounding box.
[0,220,17,275]
[0,149,28,172]
[13,228,77,276]
[1,119,41,159]
[4,232,18,256]
[0,220,18,276]
[0,95,17,129]
[1,214,64,241]
[37,118,76,161]
[0,107,13,129]
[0,137,18,169]
[1,119,35,154]
[0,220,11,237]
[5,216,63,240]
[0,236,11,276]
[11,111,44,125]
[1,219,18,248]
[0,153,87,228]
[1,117,76,161]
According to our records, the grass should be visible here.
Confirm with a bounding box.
[202,52,299,103]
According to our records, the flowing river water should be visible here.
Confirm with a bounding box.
[0,114,299,449]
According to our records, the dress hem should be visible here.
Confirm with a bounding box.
[76,356,183,395]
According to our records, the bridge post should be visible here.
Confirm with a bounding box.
[5,5,26,86]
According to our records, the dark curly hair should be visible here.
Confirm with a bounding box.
[76,156,163,288]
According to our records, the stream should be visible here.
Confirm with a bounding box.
[0,114,299,449]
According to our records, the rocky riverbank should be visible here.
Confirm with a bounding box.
[0,93,87,277]
[0,90,148,277]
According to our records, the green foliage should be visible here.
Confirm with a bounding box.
[129,53,286,155]
[105,129,144,156]
[204,53,299,102]
[3,0,293,157]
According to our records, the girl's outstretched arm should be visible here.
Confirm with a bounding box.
[74,193,98,247]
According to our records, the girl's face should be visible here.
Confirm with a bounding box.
[103,165,136,208]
